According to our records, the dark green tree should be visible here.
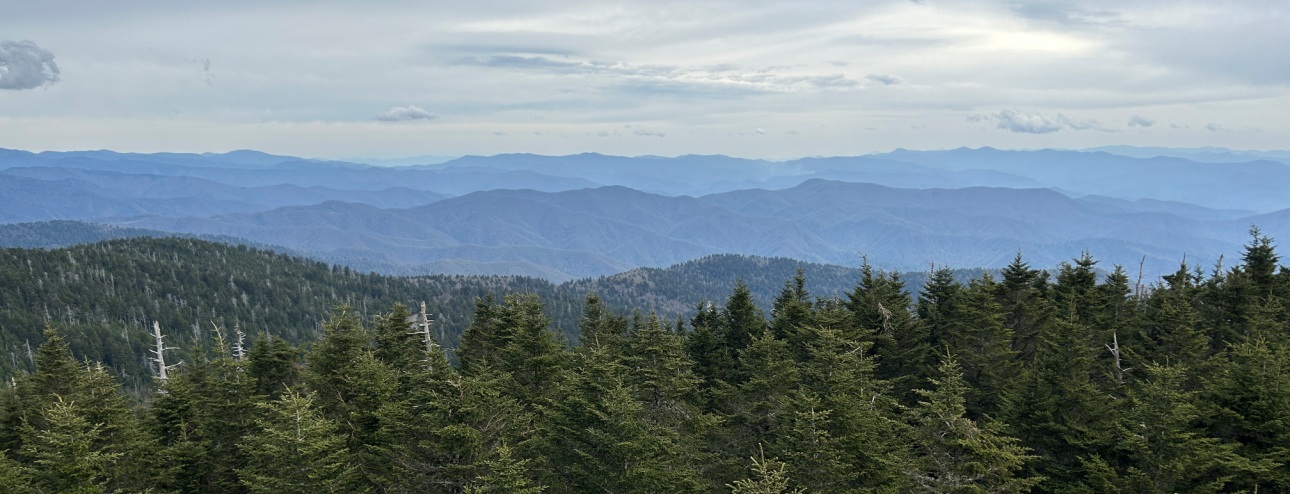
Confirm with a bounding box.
[18,397,120,494]
[239,388,362,493]
[907,355,1040,494]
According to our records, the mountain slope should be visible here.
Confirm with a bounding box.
[106,180,1253,280]
[0,236,960,387]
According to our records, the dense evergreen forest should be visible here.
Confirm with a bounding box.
[3,231,1290,492]
[0,236,976,392]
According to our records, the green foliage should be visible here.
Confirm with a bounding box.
[908,355,1041,493]
[728,446,804,494]
[0,236,1288,493]
[238,388,362,494]
[19,397,121,494]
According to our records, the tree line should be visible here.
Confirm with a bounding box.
[0,236,977,394]
[2,230,1289,492]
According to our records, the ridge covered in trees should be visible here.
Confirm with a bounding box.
[0,236,980,390]
[2,231,1289,491]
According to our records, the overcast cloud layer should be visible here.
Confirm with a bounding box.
[0,0,1285,158]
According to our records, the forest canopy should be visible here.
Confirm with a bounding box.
[1,230,1289,492]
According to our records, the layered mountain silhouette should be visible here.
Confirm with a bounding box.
[3,146,1289,280]
[105,180,1266,280]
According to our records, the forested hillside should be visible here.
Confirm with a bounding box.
[2,230,1288,492]
[0,237,563,392]
[1,237,950,391]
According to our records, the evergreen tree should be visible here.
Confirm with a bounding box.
[6,328,154,492]
[378,363,529,493]
[847,262,924,400]
[1139,265,1209,370]
[577,294,628,352]
[304,307,397,489]
[467,444,545,494]
[720,331,800,479]
[712,281,771,385]
[18,397,120,494]
[150,346,258,493]
[0,451,35,494]
[238,388,362,494]
[533,345,704,493]
[954,275,1020,418]
[917,267,964,356]
[1200,336,1290,490]
[995,253,1050,363]
[247,333,299,399]
[623,313,706,430]
[728,446,803,494]
[494,293,567,406]
[1001,316,1113,491]
[1242,227,1281,298]
[1104,363,1268,493]
[788,323,909,491]
[458,295,505,373]
[686,301,727,393]
[372,303,422,374]
[770,269,813,345]
[907,355,1040,494]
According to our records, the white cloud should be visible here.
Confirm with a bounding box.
[375,106,437,122]
[0,40,59,90]
[1127,115,1155,127]
[865,73,903,85]
[968,109,1105,134]
[2,1,1288,155]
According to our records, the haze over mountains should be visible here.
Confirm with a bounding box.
[3,145,1289,280]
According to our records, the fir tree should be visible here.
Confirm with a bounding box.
[996,253,1050,363]
[1107,363,1269,493]
[238,388,362,494]
[907,355,1040,494]
[18,397,121,494]
[728,446,803,494]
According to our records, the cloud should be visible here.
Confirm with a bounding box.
[1006,1,1122,26]
[1127,115,1155,128]
[865,73,903,86]
[968,109,1104,134]
[1203,122,1256,133]
[375,106,437,122]
[0,40,60,90]
[185,57,214,85]
[457,53,858,94]
[632,128,665,137]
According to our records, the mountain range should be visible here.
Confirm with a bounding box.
[3,145,1289,280]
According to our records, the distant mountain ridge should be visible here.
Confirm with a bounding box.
[104,179,1275,281]
[5,146,1290,281]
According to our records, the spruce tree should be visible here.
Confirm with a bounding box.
[770,269,814,345]
[238,388,362,494]
[907,355,1040,494]
[728,446,803,494]
[247,333,299,399]
[533,345,704,493]
[847,263,924,400]
[494,293,567,406]
[1107,363,1268,493]
[1200,336,1290,490]
[18,397,120,494]
[996,253,1050,363]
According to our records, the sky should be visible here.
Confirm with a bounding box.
[0,0,1287,160]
